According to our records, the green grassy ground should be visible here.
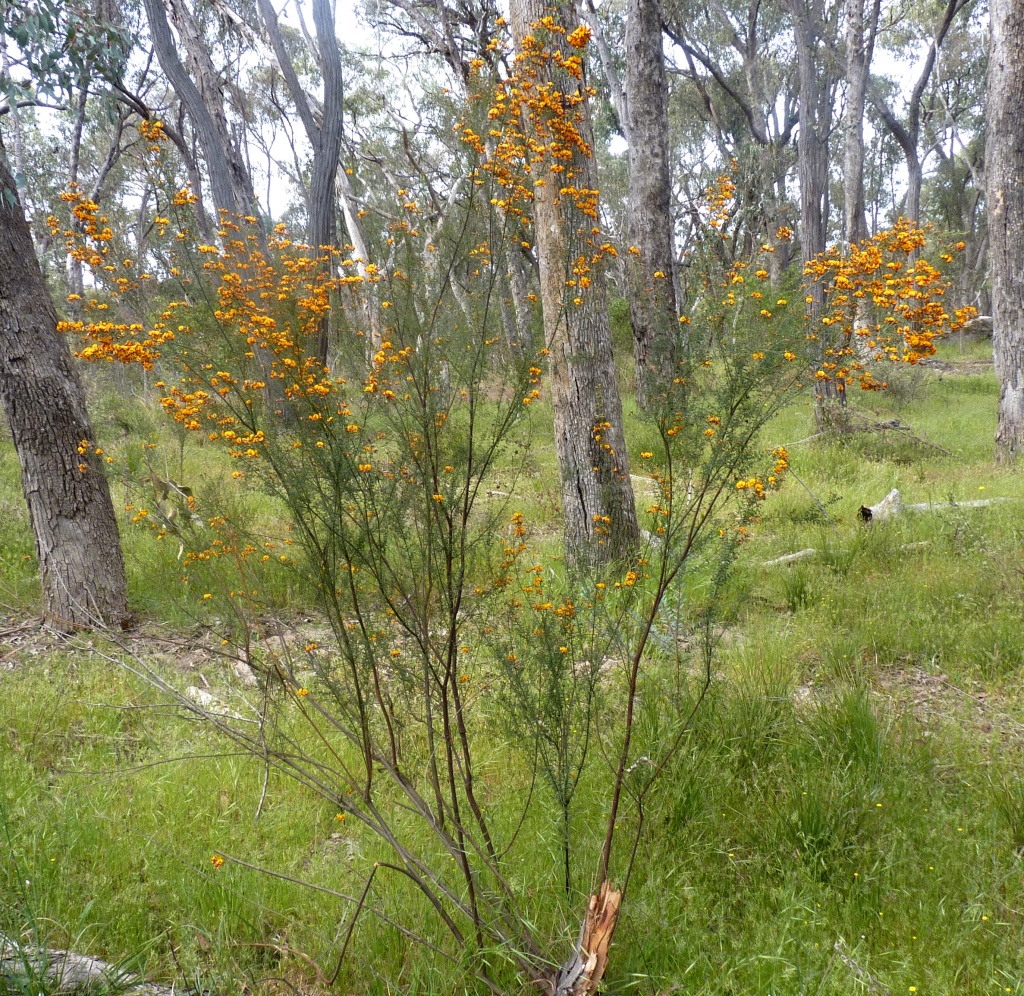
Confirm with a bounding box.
[3,343,1024,995]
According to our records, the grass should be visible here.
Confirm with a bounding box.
[3,342,1024,994]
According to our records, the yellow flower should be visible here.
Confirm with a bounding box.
[211,854,225,869]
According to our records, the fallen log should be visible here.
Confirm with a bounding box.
[761,540,931,567]
[762,548,817,567]
[1,933,175,995]
[860,489,1010,523]
[859,488,903,522]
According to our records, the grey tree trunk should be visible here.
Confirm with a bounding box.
[0,137,130,630]
[791,0,838,413]
[988,0,1024,459]
[625,0,678,410]
[143,0,257,218]
[258,0,344,363]
[791,0,832,269]
[843,0,879,246]
[509,0,639,565]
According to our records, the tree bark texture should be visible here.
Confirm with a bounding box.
[791,0,833,270]
[791,0,838,412]
[988,0,1024,459]
[509,0,639,566]
[625,0,678,410]
[843,0,879,246]
[143,0,257,218]
[0,137,130,629]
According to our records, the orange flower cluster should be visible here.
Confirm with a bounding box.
[804,220,976,390]
[735,446,789,500]
[458,16,625,324]
[153,230,363,447]
[59,211,375,447]
[49,185,116,268]
[705,172,737,233]
[462,19,596,214]
[137,118,166,144]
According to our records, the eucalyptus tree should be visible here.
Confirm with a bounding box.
[624,0,679,410]
[583,0,679,408]
[868,0,975,226]
[928,20,988,312]
[789,0,839,281]
[508,0,640,564]
[661,0,800,283]
[141,0,260,219]
[0,0,130,629]
[987,0,1024,459]
[843,0,881,245]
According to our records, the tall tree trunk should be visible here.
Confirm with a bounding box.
[258,0,344,364]
[988,0,1024,459]
[791,0,831,269]
[843,0,879,246]
[509,0,639,566]
[791,0,838,414]
[625,0,678,410]
[0,137,130,630]
[142,0,257,218]
[905,154,923,227]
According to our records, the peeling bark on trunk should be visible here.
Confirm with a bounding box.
[988,0,1024,459]
[0,137,130,630]
[553,881,621,995]
[510,0,640,566]
[625,0,678,410]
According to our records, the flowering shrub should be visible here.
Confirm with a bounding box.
[804,220,976,393]
[54,63,803,990]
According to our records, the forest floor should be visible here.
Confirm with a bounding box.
[3,336,1024,996]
